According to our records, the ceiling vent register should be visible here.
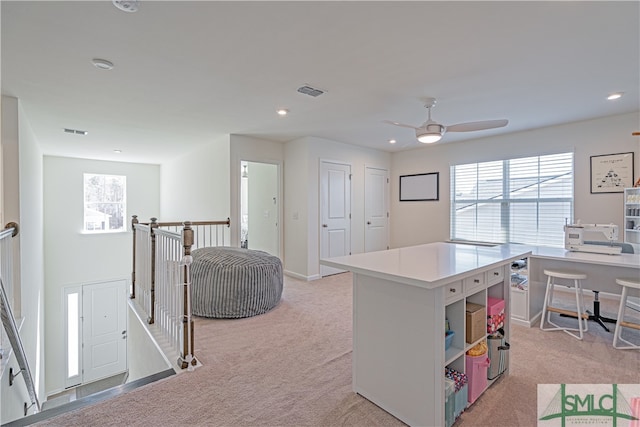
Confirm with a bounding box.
[64,128,88,135]
[297,85,325,97]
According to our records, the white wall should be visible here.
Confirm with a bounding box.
[126,305,172,382]
[43,156,159,395]
[0,96,46,422]
[160,137,230,223]
[391,112,640,248]
[284,136,391,279]
[283,139,309,278]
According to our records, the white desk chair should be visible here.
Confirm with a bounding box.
[613,278,640,350]
[540,269,589,340]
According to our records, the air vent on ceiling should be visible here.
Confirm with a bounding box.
[64,128,88,135]
[297,85,325,97]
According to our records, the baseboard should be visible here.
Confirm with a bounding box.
[283,270,321,281]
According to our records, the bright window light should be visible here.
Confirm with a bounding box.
[67,292,79,378]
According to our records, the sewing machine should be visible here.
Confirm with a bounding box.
[564,222,622,255]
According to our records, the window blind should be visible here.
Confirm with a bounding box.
[450,152,573,247]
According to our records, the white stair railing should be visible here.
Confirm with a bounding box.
[0,223,41,418]
[131,216,229,369]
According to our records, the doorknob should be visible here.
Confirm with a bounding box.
[322,224,328,228]
[367,221,371,225]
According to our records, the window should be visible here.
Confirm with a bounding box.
[450,152,573,247]
[83,173,126,232]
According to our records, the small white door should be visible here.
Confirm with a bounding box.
[365,167,390,252]
[320,161,351,277]
[82,280,127,383]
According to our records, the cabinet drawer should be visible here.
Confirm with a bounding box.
[464,273,486,294]
[487,267,504,285]
[445,281,463,303]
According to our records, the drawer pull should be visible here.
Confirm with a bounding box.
[474,279,480,283]
[449,288,456,293]
[494,272,499,276]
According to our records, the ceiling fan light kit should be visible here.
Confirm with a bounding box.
[416,124,444,143]
[385,97,508,145]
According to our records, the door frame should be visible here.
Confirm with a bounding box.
[236,158,283,259]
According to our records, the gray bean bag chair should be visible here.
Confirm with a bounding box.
[191,247,283,318]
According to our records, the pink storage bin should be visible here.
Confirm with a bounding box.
[487,297,505,334]
[466,354,490,404]
[487,297,505,316]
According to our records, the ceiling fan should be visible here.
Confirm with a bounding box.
[384,98,508,144]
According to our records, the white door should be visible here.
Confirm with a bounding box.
[365,166,389,252]
[246,162,279,256]
[320,161,351,277]
[82,280,127,383]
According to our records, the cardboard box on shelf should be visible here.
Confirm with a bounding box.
[466,302,486,343]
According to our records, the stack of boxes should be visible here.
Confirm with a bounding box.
[487,297,505,335]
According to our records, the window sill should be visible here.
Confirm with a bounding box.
[80,230,129,236]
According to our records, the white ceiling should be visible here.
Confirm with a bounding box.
[2,1,639,165]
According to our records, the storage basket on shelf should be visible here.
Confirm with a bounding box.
[445,367,468,420]
[445,378,455,427]
[487,333,509,380]
[466,341,490,404]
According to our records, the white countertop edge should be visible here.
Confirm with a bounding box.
[506,243,640,269]
[321,242,531,289]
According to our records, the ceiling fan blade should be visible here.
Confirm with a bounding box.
[383,120,418,130]
[446,119,508,133]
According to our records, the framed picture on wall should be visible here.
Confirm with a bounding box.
[399,172,439,201]
[590,152,634,193]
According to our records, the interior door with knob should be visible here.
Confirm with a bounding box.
[320,161,351,277]
[365,166,389,253]
[82,279,127,383]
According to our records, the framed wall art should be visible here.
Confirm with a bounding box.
[590,152,634,193]
[399,172,439,201]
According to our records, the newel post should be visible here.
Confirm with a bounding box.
[179,221,197,368]
[131,215,138,299]
[148,217,158,324]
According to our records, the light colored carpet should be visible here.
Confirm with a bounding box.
[37,273,640,426]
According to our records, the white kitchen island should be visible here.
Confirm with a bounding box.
[321,242,531,427]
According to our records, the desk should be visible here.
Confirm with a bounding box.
[321,242,530,427]
[510,245,640,328]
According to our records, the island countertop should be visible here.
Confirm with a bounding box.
[321,241,531,289]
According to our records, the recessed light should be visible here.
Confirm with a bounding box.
[114,149,122,154]
[277,109,289,116]
[389,139,397,144]
[113,0,139,13]
[607,92,623,100]
[92,58,114,70]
